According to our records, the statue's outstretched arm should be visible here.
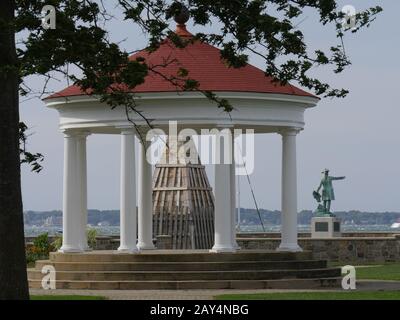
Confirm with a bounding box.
[332,176,346,180]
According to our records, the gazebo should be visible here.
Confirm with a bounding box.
[44,19,319,255]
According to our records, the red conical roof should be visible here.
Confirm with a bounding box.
[45,24,316,100]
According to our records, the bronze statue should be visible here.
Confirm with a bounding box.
[313,169,345,216]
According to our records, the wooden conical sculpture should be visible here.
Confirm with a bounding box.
[152,137,214,249]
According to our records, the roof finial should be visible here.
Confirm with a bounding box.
[172,2,192,37]
[173,3,190,25]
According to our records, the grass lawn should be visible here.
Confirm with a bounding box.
[215,264,400,300]
[328,262,400,281]
[30,295,106,300]
[355,264,400,281]
[215,291,400,300]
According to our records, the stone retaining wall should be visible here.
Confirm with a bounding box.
[237,235,400,263]
[236,232,400,238]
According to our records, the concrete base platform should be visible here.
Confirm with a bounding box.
[28,250,341,290]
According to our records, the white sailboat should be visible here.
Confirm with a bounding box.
[390,219,400,229]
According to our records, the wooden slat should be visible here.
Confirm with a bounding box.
[153,187,212,191]
[177,206,183,249]
[182,206,189,249]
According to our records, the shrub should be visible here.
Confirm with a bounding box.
[33,233,53,254]
[87,228,97,249]
[52,234,62,251]
[26,233,54,264]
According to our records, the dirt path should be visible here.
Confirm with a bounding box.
[29,280,400,300]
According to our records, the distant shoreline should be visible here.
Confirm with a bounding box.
[24,208,400,226]
[24,208,400,237]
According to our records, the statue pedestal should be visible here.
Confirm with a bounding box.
[311,216,341,238]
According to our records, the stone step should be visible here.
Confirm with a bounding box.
[35,259,327,272]
[29,277,341,290]
[28,267,340,281]
[30,250,339,290]
[49,250,313,263]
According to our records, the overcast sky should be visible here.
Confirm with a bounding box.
[20,1,400,213]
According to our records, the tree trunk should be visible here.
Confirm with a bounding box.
[0,0,29,299]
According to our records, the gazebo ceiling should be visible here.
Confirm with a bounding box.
[45,24,316,100]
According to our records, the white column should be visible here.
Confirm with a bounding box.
[278,128,302,252]
[118,129,139,253]
[76,132,90,251]
[211,128,236,253]
[237,174,241,231]
[137,139,155,250]
[59,131,82,253]
[230,139,240,249]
